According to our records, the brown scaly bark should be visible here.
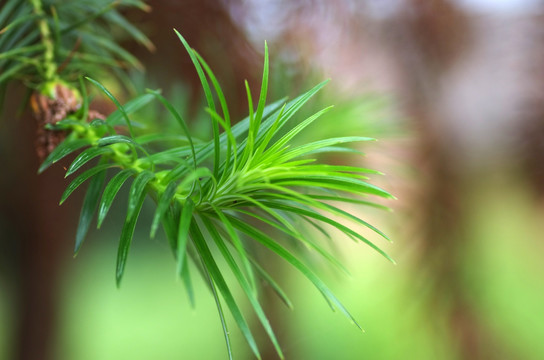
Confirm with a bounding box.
[30,84,106,161]
[29,84,79,161]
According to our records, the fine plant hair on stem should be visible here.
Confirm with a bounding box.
[1,2,394,358]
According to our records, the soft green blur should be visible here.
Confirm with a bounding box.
[52,200,251,360]
[29,170,541,359]
[463,175,544,360]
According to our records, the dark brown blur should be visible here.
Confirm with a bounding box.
[0,83,79,360]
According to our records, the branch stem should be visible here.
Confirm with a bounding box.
[30,0,57,82]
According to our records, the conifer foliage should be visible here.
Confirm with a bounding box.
[1,1,393,358]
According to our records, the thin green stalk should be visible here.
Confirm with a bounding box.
[30,0,57,82]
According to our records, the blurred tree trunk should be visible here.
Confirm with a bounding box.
[385,1,496,358]
[519,11,544,202]
[0,86,77,360]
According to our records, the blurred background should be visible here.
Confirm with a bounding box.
[2,0,544,359]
